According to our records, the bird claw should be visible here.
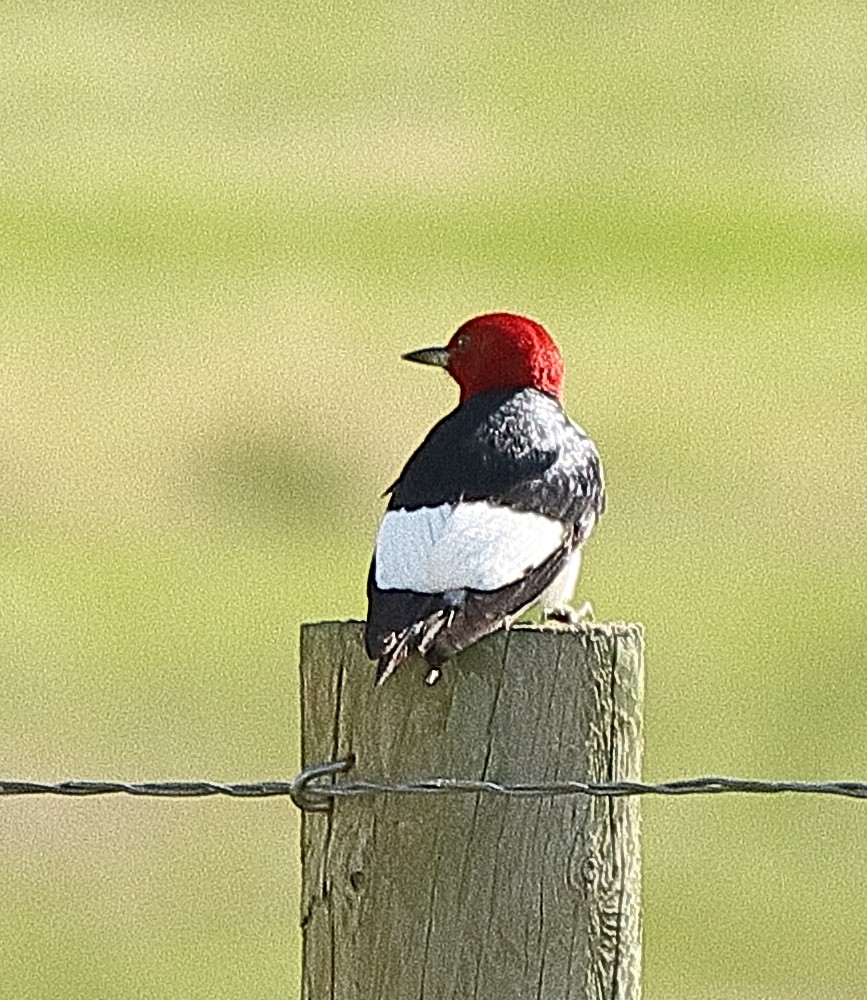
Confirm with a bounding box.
[544,601,594,626]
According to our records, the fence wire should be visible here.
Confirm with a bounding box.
[3,760,867,812]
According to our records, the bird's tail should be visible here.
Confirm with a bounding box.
[374,610,454,686]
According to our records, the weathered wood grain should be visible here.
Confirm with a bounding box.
[300,620,643,1000]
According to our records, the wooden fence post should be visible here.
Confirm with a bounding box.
[300,620,644,1000]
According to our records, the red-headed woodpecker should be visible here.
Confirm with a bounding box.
[365,312,605,685]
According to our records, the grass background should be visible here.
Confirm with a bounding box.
[2,2,867,997]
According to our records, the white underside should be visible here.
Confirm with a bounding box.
[375,501,569,594]
[537,546,582,612]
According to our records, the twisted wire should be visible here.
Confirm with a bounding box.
[3,761,867,812]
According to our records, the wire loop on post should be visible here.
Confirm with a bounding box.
[289,758,355,812]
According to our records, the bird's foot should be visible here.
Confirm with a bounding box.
[544,601,594,626]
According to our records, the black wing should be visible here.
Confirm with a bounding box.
[366,388,604,682]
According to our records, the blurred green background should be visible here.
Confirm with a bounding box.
[2,2,866,997]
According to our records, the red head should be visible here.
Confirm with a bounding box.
[403,312,564,402]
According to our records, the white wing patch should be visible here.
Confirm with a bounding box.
[375,501,567,593]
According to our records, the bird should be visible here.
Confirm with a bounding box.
[364,312,605,686]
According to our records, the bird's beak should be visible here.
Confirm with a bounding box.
[401,346,450,368]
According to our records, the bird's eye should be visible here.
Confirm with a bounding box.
[454,334,470,350]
